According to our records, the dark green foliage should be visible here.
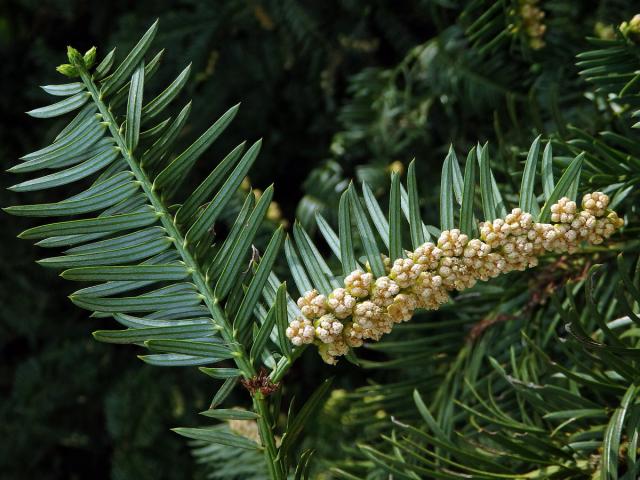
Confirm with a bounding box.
[3,1,640,479]
[294,1,640,478]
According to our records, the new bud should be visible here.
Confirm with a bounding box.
[66,46,84,65]
[56,63,79,78]
[83,46,97,68]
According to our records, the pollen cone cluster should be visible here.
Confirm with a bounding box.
[286,193,623,364]
[519,0,546,50]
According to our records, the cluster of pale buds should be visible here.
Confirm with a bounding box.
[286,193,623,364]
[227,409,282,447]
[518,0,546,50]
[228,418,261,443]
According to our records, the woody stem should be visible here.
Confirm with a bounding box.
[253,393,284,480]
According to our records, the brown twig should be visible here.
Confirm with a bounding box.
[466,256,594,342]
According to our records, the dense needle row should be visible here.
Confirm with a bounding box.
[286,192,623,364]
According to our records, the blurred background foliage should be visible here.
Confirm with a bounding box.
[2,0,640,478]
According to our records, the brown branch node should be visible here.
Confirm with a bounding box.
[241,368,280,396]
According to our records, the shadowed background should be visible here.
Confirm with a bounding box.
[4,1,637,478]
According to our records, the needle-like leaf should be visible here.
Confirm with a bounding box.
[407,160,426,248]
[101,19,158,95]
[154,104,240,194]
[389,172,403,261]
[440,146,455,231]
[519,134,541,214]
[125,61,145,152]
[538,153,584,222]
[348,185,385,277]
[459,147,477,235]
[338,190,358,275]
